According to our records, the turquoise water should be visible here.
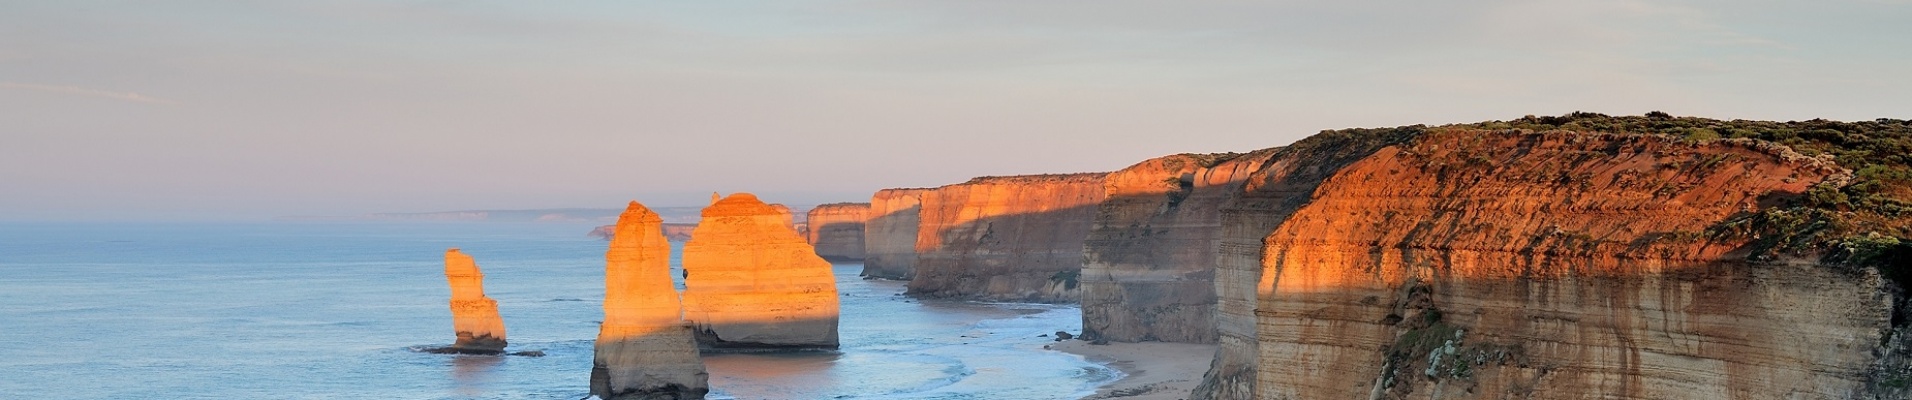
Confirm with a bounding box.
[0,222,1113,399]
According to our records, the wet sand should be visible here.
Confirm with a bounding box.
[1051,340,1218,400]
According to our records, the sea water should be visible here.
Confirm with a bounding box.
[0,222,1116,399]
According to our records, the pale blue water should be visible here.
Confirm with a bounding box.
[0,222,1115,399]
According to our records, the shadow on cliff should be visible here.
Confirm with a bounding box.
[902,201,1106,303]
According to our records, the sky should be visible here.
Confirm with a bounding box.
[3,1,1909,221]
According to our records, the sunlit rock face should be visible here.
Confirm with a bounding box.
[443,248,507,354]
[591,201,709,400]
[682,193,841,349]
[906,173,1109,303]
[1080,151,1272,344]
[862,189,929,279]
[1173,127,1896,400]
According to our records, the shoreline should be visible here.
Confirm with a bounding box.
[1050,340,1217,400]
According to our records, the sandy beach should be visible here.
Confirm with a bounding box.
[1051,340,1218,400]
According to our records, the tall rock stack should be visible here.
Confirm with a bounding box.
[906,173,1109,302]
[443,248,507,354]
[806,203,870,261]
[591,202,709,400]
[1079,151,1273,344]
[862,189,928,279]
[682,193,841,349]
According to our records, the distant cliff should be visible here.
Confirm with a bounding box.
[807,203,870,261]
[905,173,1109,303]
[863,189,929,279]
[1079,150,1272,344]
[592,223,697,242]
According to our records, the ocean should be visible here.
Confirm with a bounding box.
[0,222,1116,399]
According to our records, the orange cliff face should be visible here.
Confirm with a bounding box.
[806,203,870,261]
[681,193,841,349]
[1080,151,1273,344]
[591,201,708,400]
[862,189,929,279]
[1248,130,1879,400]
[443,248,507,354]
[1165,127,1896,400]
[906,173,1110,302]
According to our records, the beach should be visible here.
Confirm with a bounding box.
[1052,340,1218,400]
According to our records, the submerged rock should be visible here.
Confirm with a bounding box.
[682,193,841,349]
[591,201,709,400]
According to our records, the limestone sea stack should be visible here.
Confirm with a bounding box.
[682,193,841,349]
[591,201,709,400]
[1079,151,1273,344]
[806,203,870,261]
[442,248,507,354]
[862,189,929,279]
[906,173,1109,302]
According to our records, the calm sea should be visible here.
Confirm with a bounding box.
[0,222,1115,399]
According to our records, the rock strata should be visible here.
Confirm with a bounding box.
[442,248,507,354]
[1167,125,1906,400]
[682,193,841,349]
[906,173,1109,302]
[1080,151,1272,344]
[862,189,929,279]
[591,201,709,400]
[806,203,870,261]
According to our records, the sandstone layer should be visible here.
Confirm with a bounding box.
[1174,127,1907,400]
[442,248,507,354]
[806,203,870,261]
[862,189,929,279]
[591,202,709,400]
[1080,151,1272,344]
[906,173,1110,303]
[682,193,841,349]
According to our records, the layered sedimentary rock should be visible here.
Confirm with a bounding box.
[442,248,507,354]
[591,202,709,400]
[862,189,929,279]
[806,203,870,261]
[682,193,840,349]
[1177,127,1904,399]
[906,173,1109,302]
[1080,151,1272,344]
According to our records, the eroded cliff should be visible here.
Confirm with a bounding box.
[807,203,870,261]
[591,201,709,400]
[442,248,507,354]
[863,188,929,279]
[906,173,1110,303]
[1168,119,1912,400]
[1080,151,1272,344]
[682,193,841,349]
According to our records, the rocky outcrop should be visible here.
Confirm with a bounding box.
[862,189,929,279]
[681,193,840,349]
[1079,151,1273,344]
[1169,126,1907,400]
[906,173,1109,303]
[591,201,709,400]
[806,203,870,261]
[441,248,507,354]
[592,223,698,242]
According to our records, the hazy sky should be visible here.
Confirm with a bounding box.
[4,1,1908,220]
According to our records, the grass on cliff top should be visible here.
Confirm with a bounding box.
[1431,112,1912,275]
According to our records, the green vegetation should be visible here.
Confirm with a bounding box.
[1449,112,1912,283]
